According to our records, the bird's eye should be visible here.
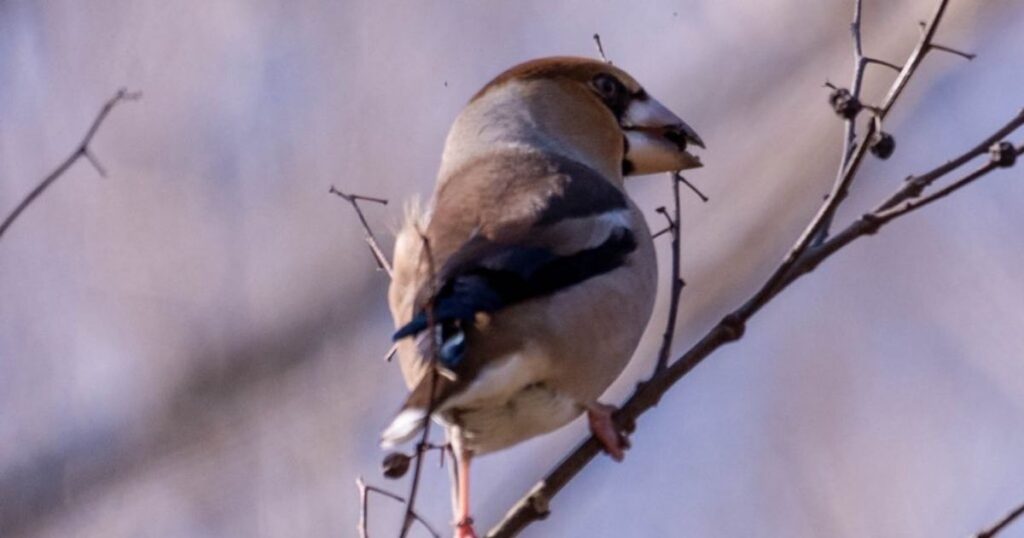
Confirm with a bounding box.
[591,74,621,100]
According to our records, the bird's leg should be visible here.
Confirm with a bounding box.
[452,439,477,538]
[586,402,630,462]
[446,432,460,523]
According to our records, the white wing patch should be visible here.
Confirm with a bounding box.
[542,208,634,255]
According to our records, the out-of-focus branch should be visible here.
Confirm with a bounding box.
[356,476,440,538]
[329,186,393,278]
[485,1,1015,535]
[975,500,1024,538]
[0,88,141,243]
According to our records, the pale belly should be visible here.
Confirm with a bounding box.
[438,380,583,455]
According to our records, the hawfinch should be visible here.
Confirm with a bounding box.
[382,57,703,537]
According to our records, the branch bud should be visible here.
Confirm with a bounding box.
[828,87,862,119]
[989,141,1017,168]
[381,452,412,479]
[869,131,896,160]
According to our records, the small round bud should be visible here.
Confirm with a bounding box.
[381,452,411,479]
[829,88,862,119]
[869,131,896,160]
[989,141,1017,168]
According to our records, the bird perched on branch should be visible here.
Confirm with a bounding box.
[382,56,704,538]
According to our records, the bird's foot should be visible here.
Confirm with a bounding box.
[587,402,630,462]
[454,517,478,538]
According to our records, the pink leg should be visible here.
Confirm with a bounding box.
[587,402,630,462]
[454,448,478,538]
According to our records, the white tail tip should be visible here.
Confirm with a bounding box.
[380,408,427,448]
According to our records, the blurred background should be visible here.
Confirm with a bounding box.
[2,1,1023,536]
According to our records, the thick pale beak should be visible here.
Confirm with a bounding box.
[621,95,704,175]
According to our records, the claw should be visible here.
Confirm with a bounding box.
[587,402,629,461]
[455,517,478,538]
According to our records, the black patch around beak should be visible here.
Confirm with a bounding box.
[663,128,689,152]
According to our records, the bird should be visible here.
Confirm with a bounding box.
[381,56,704,538]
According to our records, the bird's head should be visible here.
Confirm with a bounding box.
[467,56,704,178]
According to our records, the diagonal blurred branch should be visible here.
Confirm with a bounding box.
[0,88,141,243]
[0,286,378,538]
[975,499,1024,538]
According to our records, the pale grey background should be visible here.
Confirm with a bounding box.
[2,1,1023,536]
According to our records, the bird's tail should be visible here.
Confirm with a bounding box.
[380,407,428,448]
[380,363,460,448]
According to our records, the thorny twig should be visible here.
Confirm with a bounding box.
[485,1,1017,535]
[356,476,441,538]
[974,500,1024,538]
[0,88,141,243]
[329,186,393,278]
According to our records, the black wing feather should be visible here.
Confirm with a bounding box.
[393,227,636,342]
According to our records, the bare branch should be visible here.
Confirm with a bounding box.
[486,106,1024,538]
[357,476,441,538]
[398,233,440,538]
[863,57,903,73]
[975,500,1024,538]
[0,88,140,243]
[872,143,1021,223]
[329,186,393,278]
[677,174,710,203]
[930,42,976,61]
[357,476,369,538]
[383,343,398,362]
[815,0,968,244]
[878,108,1024,211]
[654,174,686,373]
[83,149,108,178]
[879,0,950,116]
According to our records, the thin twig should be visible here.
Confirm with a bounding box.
[357,476,441,538]
[651,226,673,240]
[864,57,903,72]
[930,43,976,61]
[878,108,1024,211]
[677,174,710,202]
[654,174,686,373]
[879,0,955,117]
[357,476,369,538]
[383,343,398,362]
[592,33,610,63]
[329,186,393,278]
[872,144,1021,222]
[815,0,969,245]
[0,88,141,243]
[975,500,1024,538]
[398,233,441,538]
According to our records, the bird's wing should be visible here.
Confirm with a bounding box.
[382,150,643,445]
[393,150,637,349]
